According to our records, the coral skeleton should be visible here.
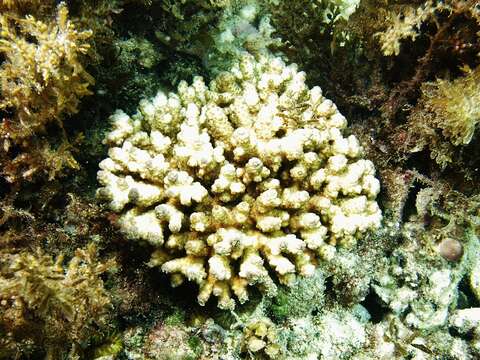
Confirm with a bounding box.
[97,52,381,309]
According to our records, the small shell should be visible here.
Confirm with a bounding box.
[438,238,463,262]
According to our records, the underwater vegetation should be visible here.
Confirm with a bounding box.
[404,64,480,168]
[0,244,115,359]
[0,0,479,359]
[0,2,93,182]
[377,0,480,169]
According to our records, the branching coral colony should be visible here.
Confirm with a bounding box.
[0,2,94,182]
[97,51,382,310]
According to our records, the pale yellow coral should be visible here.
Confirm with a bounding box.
[241,317,281,358]
[405,65,480,168]
[0,244,114,357]
[97,52,381,309]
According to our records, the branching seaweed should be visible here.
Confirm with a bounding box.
[377,0,480,120]
[0,2,94,182]
[0,244,115,359]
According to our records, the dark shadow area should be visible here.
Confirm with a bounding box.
[360,287,388,324]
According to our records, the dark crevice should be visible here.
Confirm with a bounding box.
[448,326,474,341]
[360,287,388,324]
[401,181,423,222]
[458,276,480,309]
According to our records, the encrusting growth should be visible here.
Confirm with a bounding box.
[97,52,382,309]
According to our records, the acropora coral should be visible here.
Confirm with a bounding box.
[97,50,381,309]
